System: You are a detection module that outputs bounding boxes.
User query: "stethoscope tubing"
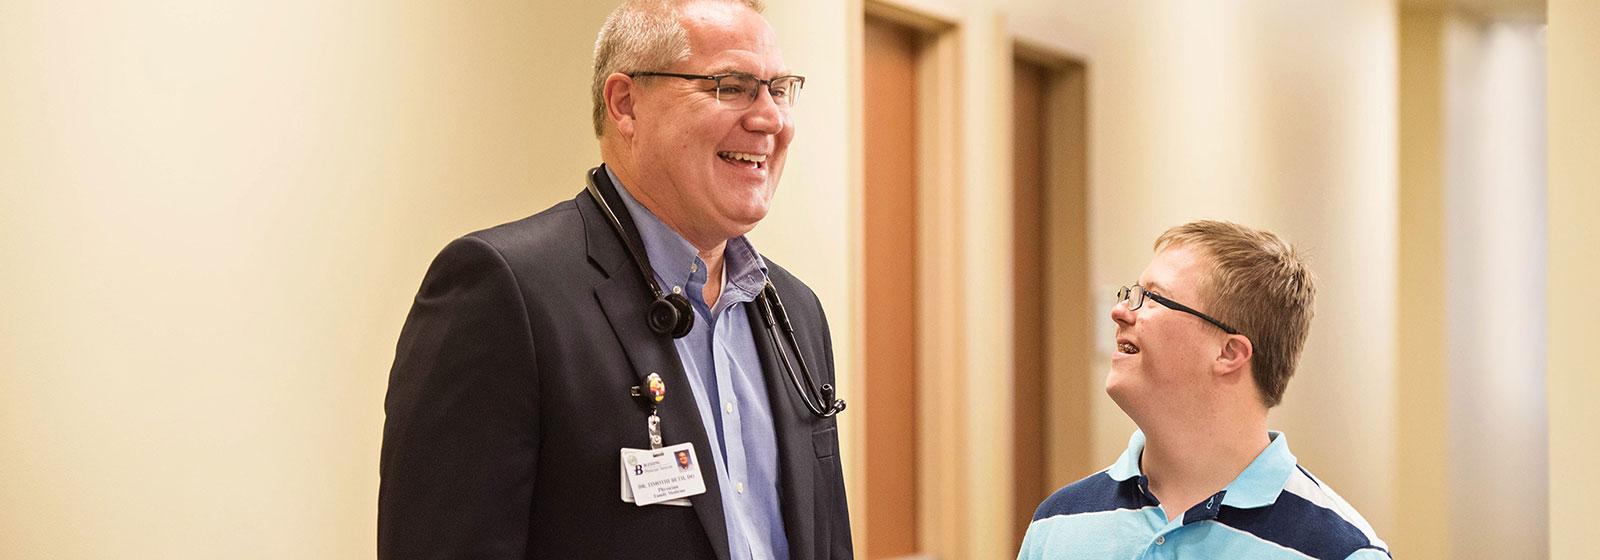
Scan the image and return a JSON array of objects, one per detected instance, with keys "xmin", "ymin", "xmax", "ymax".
[{"xmin": 585, "ymin": 166, "xmax": 845, "ymax": 419}]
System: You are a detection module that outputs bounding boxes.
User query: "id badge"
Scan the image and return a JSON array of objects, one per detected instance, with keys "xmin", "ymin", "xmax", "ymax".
[{"xmin": 619, "ymin": 442, "xmax": 706, "ymax": 506}]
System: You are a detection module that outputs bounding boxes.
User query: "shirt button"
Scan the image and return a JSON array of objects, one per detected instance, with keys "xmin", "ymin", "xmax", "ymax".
[
  {"xmin": 724, "ymin": 402, "xmax": 734, "ymax": 414},
  {"xmin": 671, "ymin": 286, "xmax": 682, "ymax": 294},
  {"xmin": 736, "ymin": 482, "xmax": 745, "ymax": 494},
  {"xmin": 1155, "ymin": 536, "xmax": 1165, "ymax": 545},
  {"xmin": 691, "ymin": 262, "xmax": 698, "ymax": 272}
]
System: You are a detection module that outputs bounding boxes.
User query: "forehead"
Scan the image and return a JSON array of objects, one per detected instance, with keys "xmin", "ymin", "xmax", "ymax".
[
  {"xmin": 677, "ymin": 2, "xmax": 785, "ymax": 74},
  {"xmin": 1139, "ymin": 244, "xmax": 1211, "ymax": 297}
]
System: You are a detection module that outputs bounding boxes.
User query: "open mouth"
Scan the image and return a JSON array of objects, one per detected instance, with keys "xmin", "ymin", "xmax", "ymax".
[
  {"xmin": 1117, "ymin": 340, "xmax": 1140, "ymax": 355},
  {"xmin": 718, "ymin": 151, "xmax": 767, "ymax": 170}
]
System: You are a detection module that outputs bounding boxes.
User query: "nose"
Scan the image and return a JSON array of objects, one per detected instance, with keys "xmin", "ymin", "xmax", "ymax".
[
  {"xmin": 1111, "ymin": 298, "xmax": 1136, "ymax": 327},
  {"xmin": 741, "ymin": 86, "xmax": 785, "ymax": 135}
]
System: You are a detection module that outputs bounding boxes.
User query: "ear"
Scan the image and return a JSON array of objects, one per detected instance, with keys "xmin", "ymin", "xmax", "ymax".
[
  {"xmin": 1213, "ymin": 334, "xmax": 1253, "ymax": 378},
  {"xmin": 603, "ymin": 72, "xmax": 639, "ymax": 139}
]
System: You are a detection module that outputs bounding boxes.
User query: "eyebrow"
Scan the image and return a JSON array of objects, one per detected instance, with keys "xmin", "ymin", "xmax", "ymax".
[
  {"xmin": 705, "ymin": 66, "xmax": 792, "ymax": 78},
  {"xmin": 1143, "ymin": 280, "xmax": 1169, "ymax": 294}
]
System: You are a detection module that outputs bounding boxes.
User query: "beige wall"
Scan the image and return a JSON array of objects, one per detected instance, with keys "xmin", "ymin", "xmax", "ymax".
[
  {"xmin": 1547, "ymin": 0, "xmax": 1598, "ymax": 557},
  {"xmin": 1399, "ymin": 7, "xmax": 1551, "ymax": 558},
  {"xmin": 0, "ymin": 1, "xmax": 613, "ymax": 557},
  {"xmin": 1397, "ymin": 8, "xmax": 1452, "ymax": 557},
  {"xmin": 1441, "ymin": 16, "xmax": 1548, "ymax": 560}
]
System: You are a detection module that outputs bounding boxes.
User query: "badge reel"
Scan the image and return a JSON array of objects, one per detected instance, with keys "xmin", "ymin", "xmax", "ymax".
[{"xmin": 621, "ymin": 373, "xmax": 706, "ymax": 506}]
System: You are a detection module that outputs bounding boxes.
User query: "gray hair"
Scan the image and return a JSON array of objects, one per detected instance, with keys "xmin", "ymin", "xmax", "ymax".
[{"xmin": 590, "ymin": 0, "xmax": 766, "ymax": 137}]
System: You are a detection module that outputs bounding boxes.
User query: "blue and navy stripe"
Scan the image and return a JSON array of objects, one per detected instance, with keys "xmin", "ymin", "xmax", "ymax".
[{"xmin": 1019, "ymin": 431, "xmax": 1390, "ymax": 560}]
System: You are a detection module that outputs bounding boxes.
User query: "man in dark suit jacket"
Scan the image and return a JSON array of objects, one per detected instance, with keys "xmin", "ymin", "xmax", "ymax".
[{"xmin": 378, "ymin": 1, "xmax": 852, "ymax": 558}]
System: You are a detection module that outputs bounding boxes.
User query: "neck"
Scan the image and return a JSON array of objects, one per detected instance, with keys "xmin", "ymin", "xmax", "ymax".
[
  {"xmin": 604, "ymin": 158, "xmax": 736, "ymax": 255},
  {"xmin": 609, "ymin": 161, "xmax": 732, "ymax": 307},
  {"xmin": 1136, "ymin": 402, "xmax": 1269, "ymax": 520}
]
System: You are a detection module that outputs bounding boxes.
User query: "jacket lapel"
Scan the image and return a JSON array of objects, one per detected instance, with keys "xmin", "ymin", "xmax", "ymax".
[
  {"xmin": 579, "ymin": 181, "xmax": 732, "ymax": 560},
  {"xmin": 745, "ymin": 292, "xmax": 818, "ymax": 559}
]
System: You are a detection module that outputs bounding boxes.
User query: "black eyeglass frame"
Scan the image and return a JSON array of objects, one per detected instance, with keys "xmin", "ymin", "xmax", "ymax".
[
  {"xmin": 627, "ymin": 71, "xmax": 805, "ymax": 107},
  {"xmin": 1117, "ymin": 285, "xmax": 1242, "ymax": 335}
]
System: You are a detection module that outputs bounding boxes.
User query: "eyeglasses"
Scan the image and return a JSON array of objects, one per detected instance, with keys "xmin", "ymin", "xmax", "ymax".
[
  {"xmin": 628, "ymin": 71, "xmax": 805, "ymax": 110},
  {"xmin": 1116, "ymin": 284, "xmax": 1241, "ymax": 335}
]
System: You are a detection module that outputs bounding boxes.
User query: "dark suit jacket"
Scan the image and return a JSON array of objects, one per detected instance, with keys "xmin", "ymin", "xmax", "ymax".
[{"xmin": 378, "ymin": 175, "xmax": 853, "ymax": 559}]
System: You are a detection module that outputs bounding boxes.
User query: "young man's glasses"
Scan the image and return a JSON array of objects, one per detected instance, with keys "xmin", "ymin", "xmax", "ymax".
[
  {"xmin": 629, "ymin": 71, "xmax": 804, "ymax": 110},
  {"xmin": 1116, "ymin": 284, "xmax": 1241, "ymax": 335}
]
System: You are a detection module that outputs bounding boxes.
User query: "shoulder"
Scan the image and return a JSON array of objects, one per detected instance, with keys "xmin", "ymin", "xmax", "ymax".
[
  {"xmin": 1280, "ymin": 465, "xmax": 1389, "ymax": 554},
  {"xmin": 1222, "ymin": 465, "xmax": 1390, "ymax": 559},
  {"xmin": 459, "ymin": 196, "xmax": 585, "ymax": 266},
  {"xmin": 1019, "ymin": 471, "xmax": 1154, "ymax": 560},
  {"xmin": 1031, "ymin": 470, "xmax": 1143, "ymax": 521},
  {"xmin": 413, "ymin": 195, "xmax": 594, "ymax": 298}
]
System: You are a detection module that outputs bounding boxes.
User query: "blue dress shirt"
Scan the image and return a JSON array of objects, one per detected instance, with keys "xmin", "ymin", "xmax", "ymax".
[{"xmin": 611, "ymin": 169, "xmax": 789, "ymax": 560}]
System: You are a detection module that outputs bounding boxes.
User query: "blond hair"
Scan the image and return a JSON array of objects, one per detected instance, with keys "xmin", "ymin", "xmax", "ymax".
[
  {"xmin": 590, "ymin": 0, "xmax": 767, "ymax": 137},
  {"xmin": 1154, "ymin": 220, "xmax": 1316, "ymax": 408}
]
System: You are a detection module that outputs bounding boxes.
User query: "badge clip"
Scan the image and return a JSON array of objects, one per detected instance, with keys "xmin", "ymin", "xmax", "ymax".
[{"xmin": 630, "ymin": 373, "xmax": 666, "ymax": 449}]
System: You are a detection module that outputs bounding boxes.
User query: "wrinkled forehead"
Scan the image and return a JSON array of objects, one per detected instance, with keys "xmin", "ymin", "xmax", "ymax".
[{"xmin": 677, "ymin": 2, "xmax": 786, "ymax": 75}]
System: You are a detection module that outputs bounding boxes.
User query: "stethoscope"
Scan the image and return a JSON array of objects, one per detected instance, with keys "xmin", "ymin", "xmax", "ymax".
[{"xmin": 584, "ymin": 166, "xmax": 846, "ymax": 418}]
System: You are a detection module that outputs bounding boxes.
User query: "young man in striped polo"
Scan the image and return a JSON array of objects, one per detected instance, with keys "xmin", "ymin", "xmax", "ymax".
[{"xmin": 1018, "ymin": 221, "xmax": 1389, "ymax": 560}]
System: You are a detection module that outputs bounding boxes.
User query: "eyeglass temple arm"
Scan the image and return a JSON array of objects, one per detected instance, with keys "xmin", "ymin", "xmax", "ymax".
[{"xmin": 1150, "ymin": 293, "xmax": 1241, "ymax": 335}]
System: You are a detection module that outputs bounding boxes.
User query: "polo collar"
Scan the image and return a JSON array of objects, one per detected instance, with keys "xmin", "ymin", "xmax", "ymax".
[
  {"xmin": 1107, "ymin": 430, "xmax": 1298, "ymax": 511},
  {"xmin": 1220, "ymin": 431, "xmax": 1297, "ymax": 508},
  {"xmin": 1106, "ymin": 430, "xmax": 1148, "ymax": 482}
]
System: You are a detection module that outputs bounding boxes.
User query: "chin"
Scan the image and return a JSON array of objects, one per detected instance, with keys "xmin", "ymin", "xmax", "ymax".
[
  {"xmin": 1104, "ymin": 377, "xmax": 1126, "ymax": 401},
  {"xmin": 1104, "ymin": 382, "xmax": 1145, "ymax": 420},
  {"xmin": 1104, "ymin": 371, "xmax": 1126, "ymax": 399},
  {"xmin": 1104, "ymin": 368, "xmax": 1142, "ymax": 409},
  {"xmin": 719, "ymin": 196, "xmax": 772, "ymax": 227},
  {"xmin": 740, "ymin": 203, "xmax": 772, "ymax": 224}
]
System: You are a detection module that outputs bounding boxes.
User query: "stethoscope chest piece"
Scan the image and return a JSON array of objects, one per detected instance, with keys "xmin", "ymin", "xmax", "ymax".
[{"xmin": 648, "ymin": 292, "xmax": 694, "ymax": 339}]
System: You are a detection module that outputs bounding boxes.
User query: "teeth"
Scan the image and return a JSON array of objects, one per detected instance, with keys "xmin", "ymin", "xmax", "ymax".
[
  {"xmin": 1118, "ymin": 342, "xmax": 1140, "ymax": 354},
  {"xmin": 718, "ymin": 151, "xmax": 767, "ymax": 164}
]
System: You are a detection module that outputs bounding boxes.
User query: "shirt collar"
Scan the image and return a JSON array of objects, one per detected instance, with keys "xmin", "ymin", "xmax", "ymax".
[
  {"xmin": 1219, "ymin": 430, "xmax": 1297, "ymax": 508},
  {"xmin": 1107, "ymin": 429, "xmax": 1298, "ymax": 510},
  {"xmin": 1106, "ymin": 430, "xmax": 1148, "ymax": 482},
  {"xmin": 606, "ymin": 167, "xmax": 769, "ymax": 305}
]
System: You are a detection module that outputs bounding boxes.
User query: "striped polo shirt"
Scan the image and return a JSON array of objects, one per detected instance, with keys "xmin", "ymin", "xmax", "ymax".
[{"xmin": 1019, "ymin": 431, "xmax": 1389, "ymax": 560}]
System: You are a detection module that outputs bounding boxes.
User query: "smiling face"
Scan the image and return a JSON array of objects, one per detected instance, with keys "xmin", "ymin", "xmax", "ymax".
[
  {"xmin": 1106, "ymin": 244, "xmax": 1234, "ymax": 422},
  {"xmin": 623, "ymin": 1, "xmax": 792, "ymax": 249}
]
